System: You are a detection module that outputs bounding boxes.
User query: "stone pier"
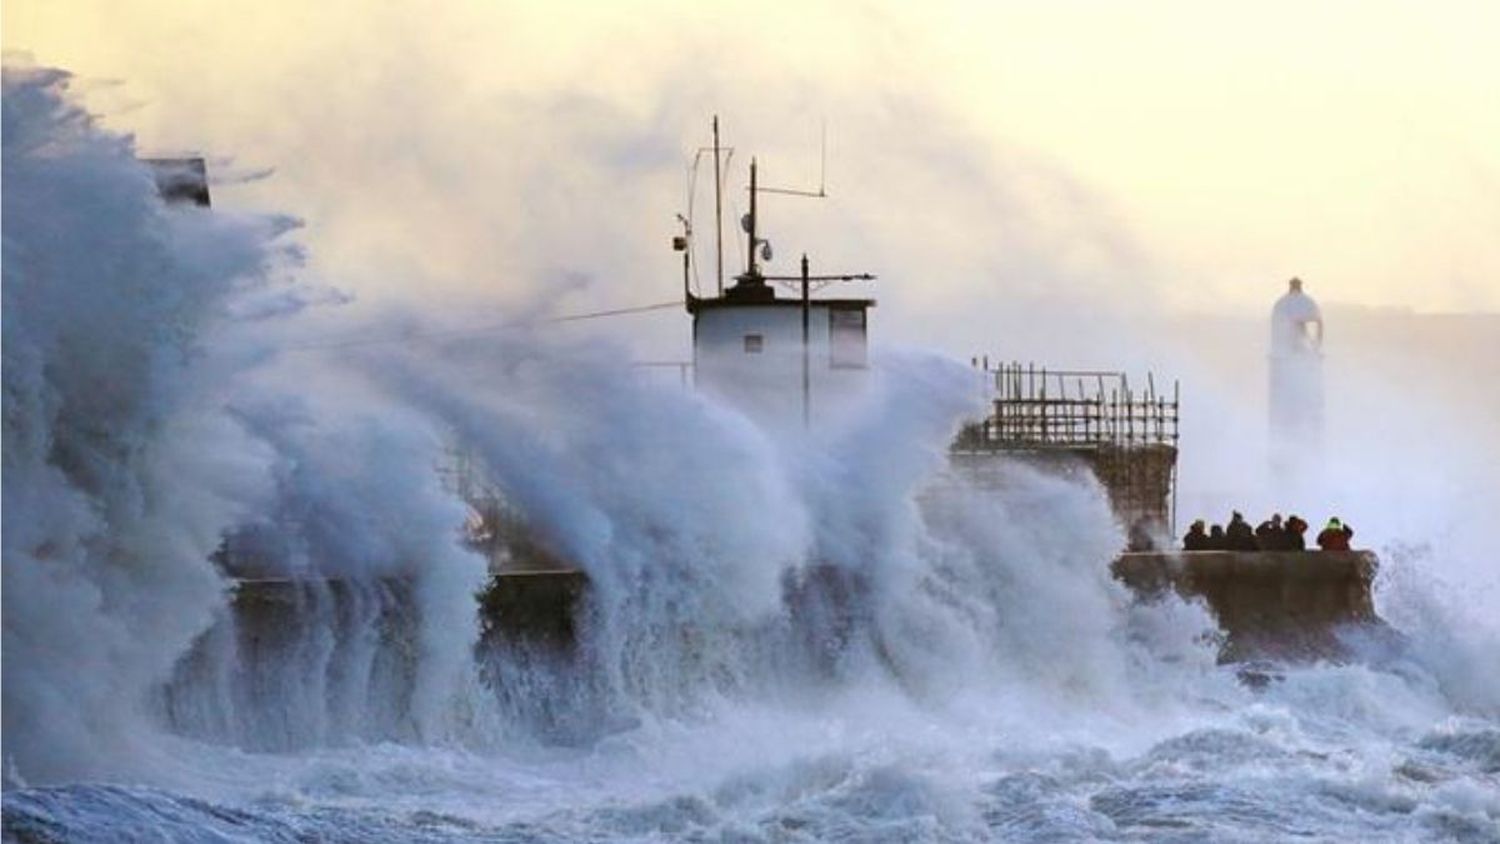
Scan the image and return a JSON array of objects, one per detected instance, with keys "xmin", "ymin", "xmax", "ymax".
[{"xmin": 1112, "ymin": 549, "xmax": 1381, "ymax": 661}]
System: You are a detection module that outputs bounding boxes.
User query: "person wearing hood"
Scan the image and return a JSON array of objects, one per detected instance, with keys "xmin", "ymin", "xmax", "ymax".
[
  {"xmin": 1284, "ymin": 515, "xmax": 1309, "ymax": 550},
  {"xmin": 1207, "ymin": 524, "xmax": 1228, "ymax": 550},
  {"xmin": 1226, "ymin": 510, "xmax": 1258, "ymax": 551},
  {"xmin": 1183, "ymin": 520, "xmax": 1210, "ymax": 551},
  {"xmin": 1317, "ymin": 517, "xmax": 1353, "ymax": 551},
  {"xmin": 1256, "ymin": 513, "xmax": 1287, "ymax": 550}
]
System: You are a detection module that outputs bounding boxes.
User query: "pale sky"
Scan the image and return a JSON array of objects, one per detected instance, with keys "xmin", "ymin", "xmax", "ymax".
[{"xmin": 6, "ymin": 0, "xmax": 1499, "ymax": 344}]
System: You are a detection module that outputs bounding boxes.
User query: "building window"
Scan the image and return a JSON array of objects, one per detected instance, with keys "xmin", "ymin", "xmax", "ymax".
[
  {"xmin": 743, "ymin": 334, "xmax": 764, "ymax": 354},
  {"xmin": 829, "ymin": 308, "xmax": 866, "ymax": 368}
]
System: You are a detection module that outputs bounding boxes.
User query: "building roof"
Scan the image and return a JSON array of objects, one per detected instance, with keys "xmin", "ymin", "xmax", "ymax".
[{"xmin": 687, "ymin": 295, "xmax": 876, "ymax": 315}]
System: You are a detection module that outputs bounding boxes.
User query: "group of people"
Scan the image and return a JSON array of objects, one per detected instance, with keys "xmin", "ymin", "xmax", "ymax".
[{"xmin": 1180, "ymin": 511, "xmax": 1355, "ymax": 552}]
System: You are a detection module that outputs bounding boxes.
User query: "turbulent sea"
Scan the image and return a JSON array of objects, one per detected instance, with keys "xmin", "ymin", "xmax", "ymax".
[
  {"xmin": 7, "ymin": 669, "xmax": 1500, "ymax": 842},
  {"xmin": 4, "ymin": 64, "xmax": 1498, "ymax": 842}
]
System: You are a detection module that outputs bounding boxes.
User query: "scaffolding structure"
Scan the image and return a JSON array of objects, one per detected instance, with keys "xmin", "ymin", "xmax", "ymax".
[{"xmin": 955, "ymin": 361, "xmax": 1181, "ymax": 530}]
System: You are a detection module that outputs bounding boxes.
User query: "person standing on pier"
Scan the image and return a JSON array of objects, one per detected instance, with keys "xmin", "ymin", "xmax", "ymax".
[
  {"xmin": 1317, "ymin": 518, "xmax": 1353, "ymax": 551},
  {"xmin": 1284, "ymin": 515, "xmax": 1309, "ymax": 550},
  {"xmin": 1256, "ymin": 514, "xmax": 1287, "ymax": 550},
  {"xmin": 1226, "ymin": 511, "xmax": 1258, "ymax": 551},
  {"xmin": 1183, "ymin": 520, "xmax": 1210, "ymax": 551},
  {"xmin": 1207, "ymin": 524, "xmax": 1228, "ymax": 550}
]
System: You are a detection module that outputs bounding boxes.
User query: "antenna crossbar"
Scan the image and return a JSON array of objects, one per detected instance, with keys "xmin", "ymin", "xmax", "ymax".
[
  {"xmin": 762, "ymin": 273, "xmax": 874, "ymax": 282},
  {"xmin": 756, "ymin": 186, "xmax": 826, "ymax": 198}
]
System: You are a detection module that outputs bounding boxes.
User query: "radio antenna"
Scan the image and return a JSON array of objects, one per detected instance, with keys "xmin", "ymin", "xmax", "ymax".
[
  {"xmin": 712, "ymin": 116, "xmax": 725, "ymax": 296},
  {"xmin": 758, "ymin": 120, "xmax": 830, "ymax": 198},
  {"xmin": 819, "ymin": 119, "xmax": 826, "ymax": 196}
]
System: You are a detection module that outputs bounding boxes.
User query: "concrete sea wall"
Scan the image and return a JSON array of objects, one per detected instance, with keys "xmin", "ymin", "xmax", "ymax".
[{"xmin": 1112, "ymin": 550, "xmax": 1382, "ymax": 661}]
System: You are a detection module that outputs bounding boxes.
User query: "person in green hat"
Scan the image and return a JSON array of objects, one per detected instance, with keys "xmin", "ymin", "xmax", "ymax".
[{"xmin": 1316, "ymin": 517, "xmax": 1353, "ymax": 551}]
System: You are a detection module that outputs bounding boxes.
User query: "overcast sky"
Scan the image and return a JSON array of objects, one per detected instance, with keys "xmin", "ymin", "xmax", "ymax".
[{"xmin": 7, "ymin": 0, "xmax": 1498, "ymax": 349}]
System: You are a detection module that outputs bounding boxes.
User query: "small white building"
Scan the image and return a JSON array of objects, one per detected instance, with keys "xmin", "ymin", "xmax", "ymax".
[
  {"xmin": 1268, "ymin": 277, "xmax": 1324, "ymax": 483},
  {"xmin": 678, "ymin": 151, "xmax": 875, "ymax": 426},
  {"xmin": 689, "ymin": 273, "xmax": 873, "ymax": 424}
]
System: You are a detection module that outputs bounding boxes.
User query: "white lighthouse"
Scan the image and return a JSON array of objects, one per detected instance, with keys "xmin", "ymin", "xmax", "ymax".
[
  {"xmin": 678, "ymin": 132, "xmax": 874, "ymax": 427},
  {"xmin": 1268, "ymin": 277, "xmax": 1324, "ymax": 487}
]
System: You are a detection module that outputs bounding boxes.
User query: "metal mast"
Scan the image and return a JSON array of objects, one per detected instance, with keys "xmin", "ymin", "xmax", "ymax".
[
  {"xmin": 746, "ymin": 157, "xmax": 759, "ymax": 278},
  {"xmin": 713, "ymin": 116, "xmax": 724, "ymax": 296},
  {"xmin": 801, "ymin": 253, "xmax": 811, "ymax": 427}
]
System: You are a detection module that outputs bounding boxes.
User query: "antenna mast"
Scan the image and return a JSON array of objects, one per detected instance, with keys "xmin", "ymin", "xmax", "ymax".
[
  {"xmin": 746, "ymin": 157, "xmax": 759, "ymax": 278},
  {"xmin": 713, "ymin": 116, "xmax": 725, "ymax": 296},
  {"xmin": 819, "ymin": 119, "xmax": 826, "ymax": 196}
]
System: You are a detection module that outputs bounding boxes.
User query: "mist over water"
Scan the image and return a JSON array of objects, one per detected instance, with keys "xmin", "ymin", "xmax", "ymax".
[{"xmin": 4, "ymin": 64, "xmax": 1498, "ymax": 841}]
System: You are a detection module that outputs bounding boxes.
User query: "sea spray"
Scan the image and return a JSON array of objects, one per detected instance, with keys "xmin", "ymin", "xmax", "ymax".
[
  {"xmin": 1, "ymin": 63, "xmax": 294, "ymax": 784},
  {"xmin": 162, "ymin": 579, "xmax": 421, "ymax": 751},
  {"xmin": 367, "ymin": 335, "xmax": 812, "ymax": 721},
  {"xmin": 360, "ymin": 335, "xmax": 1227, "ymax": 737},
  {"xmin": 2, "ymin": 62, "xmax": 486, "ymax": 778}
]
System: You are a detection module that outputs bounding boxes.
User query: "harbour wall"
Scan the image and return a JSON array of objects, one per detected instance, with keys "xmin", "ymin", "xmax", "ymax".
[{"xmin": 1111, "ymin": 549, "xmax": 1382, "ymax": 661}]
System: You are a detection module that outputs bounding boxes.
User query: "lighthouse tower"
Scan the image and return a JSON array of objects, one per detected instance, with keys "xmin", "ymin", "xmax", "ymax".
[
  {"xmin": 1268, "ymin": 277, "xmax": 1324, "ymax": 488},
  {"xmin": 678, "ymin": 127, "xmax": 874, "ymax": 426}
]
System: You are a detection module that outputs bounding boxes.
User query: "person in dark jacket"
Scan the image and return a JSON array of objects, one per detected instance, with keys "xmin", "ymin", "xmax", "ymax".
[
  {"xmin": 1183, "ymin": 520, "xmax": 1209, "ymax": 551},
  {"xmin": 1317, "ymin": 517, "xmax": 1353, "ymax": 551},
  {"xmin": 1207, "ymin": 524, "xmax": 1227, "ymax": 550},
  {"xmin": 1255, "ymin": 514, "xmax": 1286, "ymax": 550},
  {"xmin": 1226, "ymin": 511, "xmax": 1258, "ymax": 551},
  {"xmin": 1284, "ymin": 515, "xmax": 1309, "ymax": 550}
]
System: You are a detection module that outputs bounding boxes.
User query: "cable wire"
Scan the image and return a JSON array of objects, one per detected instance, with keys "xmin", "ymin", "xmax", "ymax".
[{"xmin": 282, "ymin": 300, "xmax": 684, "ymax": 353}]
